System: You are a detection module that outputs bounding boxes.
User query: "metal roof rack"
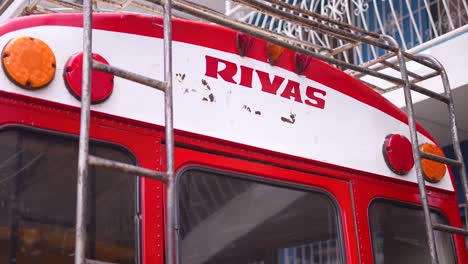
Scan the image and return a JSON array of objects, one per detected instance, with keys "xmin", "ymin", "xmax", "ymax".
[
  {"xmin": 6, "ymin": 0, "xmax": 448, "ymax": 95},
  {"xmin": 2, "ymin": 1, "xmax": 467, "ymax": 264}
]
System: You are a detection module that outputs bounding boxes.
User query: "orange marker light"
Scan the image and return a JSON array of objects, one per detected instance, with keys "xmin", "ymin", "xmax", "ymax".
[
  {"xmin": 266, "ymin": 42, "xmax": 285, "ymax": 65},
  {"xmin": 2, "ymin": 36, "xmax": 56, "ymax": 89},
  {"xmin": 420, "ymin": 143, "xmax": 447, "ymax": 183}
]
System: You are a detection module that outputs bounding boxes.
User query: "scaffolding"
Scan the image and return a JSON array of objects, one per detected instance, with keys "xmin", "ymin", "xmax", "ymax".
[{"xmin": 1, "ymin": 1, "xmax": 468, "ymax": 263}]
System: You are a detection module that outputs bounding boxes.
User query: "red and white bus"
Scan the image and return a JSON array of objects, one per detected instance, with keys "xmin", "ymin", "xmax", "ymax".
[{"xmin": 0, "ymin": 12, "xmax": 466, "ymax": 264}]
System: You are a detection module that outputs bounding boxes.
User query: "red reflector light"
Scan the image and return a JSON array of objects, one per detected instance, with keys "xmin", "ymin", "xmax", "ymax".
[
  {"xmin": 64, "ymin": 53, "xmax": 114, "ymax": 104},
  {"xmin": 383, "ymin": 134, "xmax": 414, "ymax": 175}
]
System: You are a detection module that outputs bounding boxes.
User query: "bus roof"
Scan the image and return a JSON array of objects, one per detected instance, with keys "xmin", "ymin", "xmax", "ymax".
[{"xmin": 0, "ymin": 13, "xmax": 453, "ymax": 191}]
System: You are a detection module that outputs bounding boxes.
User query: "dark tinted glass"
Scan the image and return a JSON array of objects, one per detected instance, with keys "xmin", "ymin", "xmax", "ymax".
[
  {"xmin": 178, "ymin": 169, "xmax": 345, "ymax": 264},
  {"xmin": 0, "ymin": 128, "xmax": 137, "ymax": 264},
  {"xmin": 369, "ymin": 200, "xmax": 456, "ymax": 263}
]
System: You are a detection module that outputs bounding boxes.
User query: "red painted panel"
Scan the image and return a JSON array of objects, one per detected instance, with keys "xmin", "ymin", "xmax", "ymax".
[
  {"xmin": 0, "ymin": 92, "xmax": 165, "ymax": 264},
  {"xmin": 1, "ymin": 89, "xmax": 465, "ymax": 264},
  {"xmin": 351, "ymin": 176, "xmax": 467, "ymax": 264},
  {"xmin": 172, "ymin": 147, "xmax": 361, "ymax": 263}
]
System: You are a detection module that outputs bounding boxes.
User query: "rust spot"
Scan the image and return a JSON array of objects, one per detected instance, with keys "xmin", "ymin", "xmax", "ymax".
[
  {"xmin": 208, "ymin": 93, "xmax": 215, "ymax": 102},
  {"xmin": 201, "ymin": 79, "xmax": 207, "ymax": 85},
  {"xmin": 255, "ymin": 111, "xmax": 261, "ymax": 115},
  {"xmin": 202, "ymin": 97, "xmax": 208, "ymax": 101}
]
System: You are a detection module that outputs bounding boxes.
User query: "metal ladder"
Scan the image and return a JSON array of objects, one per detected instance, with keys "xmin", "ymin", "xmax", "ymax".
[
  {"xmin": 67, "ymin": 1, "xmax": 468, "ymax": 264},
  {"xmin": 394, "ymin": 47, "xmax": 468, "ymax": 263},
  {"xmin": 74, "ymin": 1, "xmax": 175, "ymax": 264}
]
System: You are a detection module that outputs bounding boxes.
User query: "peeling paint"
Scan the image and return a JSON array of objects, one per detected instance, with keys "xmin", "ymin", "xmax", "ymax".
[
  {"xmin": 176, "ymin": 73, "xmax": 186, "ymax": 83},
  {"xmin": 281, "ymin": 113, "xmax": 296, "ymax": 124},
  {"xmin": 201, "ymin": 79, "xmax": 211, "ymax": 91}
]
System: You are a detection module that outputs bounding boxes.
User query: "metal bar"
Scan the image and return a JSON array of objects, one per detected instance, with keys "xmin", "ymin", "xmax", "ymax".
[
  {"xmin": 420, "ymin": 152, "xmax": 462, "ymax": 167},
  {"xmin": 163, "ymin": 1, "xmax": 176, "ymax": 264},
  {"xmin": 152, "ymin": 0, "xmax": 409, "ymax": 89},
  {"xmin": 94, "ymin": 0, "xmax": 122, "ymax": 9},
  {"xmin": 232, "ymin": 0, "xmax": 397, "ymax": 52},
  {"xmin": 409, "ymin": 83, "xmax": 449, "ymax": 103},
  {"xmin": 88, "ymin": 155, "xmax": 168, "ymax": 182},
  {"xmin": 74, "ymin": 0, "xmax": 93, "ymax": 263},
  {"xmin": 416, "ymin": 54, "xmax": 468, "ymax": 234},
  {"xmin": 45, "ymin": 0, "xmax": 83, "ymax": 10},
  {"xmin": 433, "ymin": 223, "xmax": 468, "ymax": 236},
  {"xmin": 414, "ymin": 71, "xmax": 442, "ymax": 83},
  {"xmin": 86, "ymin": 259, "xmax": 119, "ymax": 264},
  {"xmin": 328, "ymin": 41, "xmax": 361, "ymax": 57},
  {"xmin": 160, "ymin": 0, "xmax": 442, "ymax": 83},
  {"xmin": 93, "ymin": 61, "xmax": 167, "ymax": 92},
  {"xmin": 389, "ymin": 36, "xmax": 438, "ymax": 264},
  {"xmin": 380, "ymin": 60, "xmax": 425, "ymax": 80},
  {"xmin": 263, "ymin": 0, "xmax": 381, "ymax": 38},
  {"xmin": 130, "ymin": 1, "xmax": 163, "ymax": 15},
  {"xmin": 377, "ymin": 70, "xmax": 444, "ymax": 92},
  {"xmin": 115, "ymin": 0, "xmax": 134, "ymax": 11},
  {"xmin": 23, "ymin": 0, "xmax": 42, "ymax": 13},
  {"xmin": 0, "ymin": 0, "xmax": 15, "ymax": 15}
]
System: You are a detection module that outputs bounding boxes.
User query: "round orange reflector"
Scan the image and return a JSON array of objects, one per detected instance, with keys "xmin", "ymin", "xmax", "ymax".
[
  {"xmin": 420, "ymin": 143, "xmax": 447, "ymax": 183},
  {"xmin": 2, "ymin": 36, "xmax": 56, "ymax": 89}
]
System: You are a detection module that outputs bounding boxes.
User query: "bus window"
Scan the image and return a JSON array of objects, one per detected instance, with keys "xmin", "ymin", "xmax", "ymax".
[
  {"xmin": 0, "ymin": 128, "xmax": 138, "ymax": 264},
  {"xmin": 369, "ymin": 200, "xmax": 456, "ymax": 264},
  {"xmin": 178, "ymin": 168, "xmax": 345, "ymax": 264}
]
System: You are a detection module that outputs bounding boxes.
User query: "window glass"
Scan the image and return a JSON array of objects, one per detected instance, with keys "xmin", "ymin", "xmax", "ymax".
[
  {"xmin": 0, "ymin": 128, "xmax": 137, "ymax": 264},
  {"xmin": 369, "ymin": 200, "xmax": 456, "ymax": 264},
  {"xmin": 178, "ymin": 169, "xmax": 345, "ymax": 264}
]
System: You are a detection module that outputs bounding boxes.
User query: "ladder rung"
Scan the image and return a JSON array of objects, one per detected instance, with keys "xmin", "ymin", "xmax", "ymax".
[
  {"xmin": 410, "ymin": 83, "xmax": 449, "ymax": 103},
  {"xmin": 420, "ymin": 152, "xmax": 462, "ymax": 167},
  {"xmin": 433, "ymin": 223, "xmax": 468, "ymax": 236},
  {"xmin": 86, "ymin": 259, "xmax": 119, "ymax": 264},
  {"xmin": 93, "ymin": 61, "xmax": 167, "ymax": 92},
  {"xmin": 88, "ymin": 155, "xmax": 168, "ymax": 182}
]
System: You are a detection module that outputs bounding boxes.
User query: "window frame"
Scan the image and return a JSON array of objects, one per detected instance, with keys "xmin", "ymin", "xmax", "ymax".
[
  {"xmin": 0, "ymin": 124, "xmax": 142, "ymax": 264},
  {"xmin": 175, "ymin": 165, "xmax": 347, "ymax": 264},
  {"xmin": 367, "ymin": 197, "xmax": 458, "ymax": 264}
]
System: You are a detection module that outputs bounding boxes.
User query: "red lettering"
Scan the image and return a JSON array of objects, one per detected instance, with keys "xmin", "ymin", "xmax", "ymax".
[
  {"xmin": 205, "ymin": 55, "xmax": 237, "ymax": 84},
  {"xmin": 256, "ymin": 70, "xmax": 285, "ymax": 95},
  {"xmin": 239, "ymin": 65, "xmax": 254, "ymax": 88},
  {"xmin": 280, "ymin": 80, "xmax": 303, "ymax": 103},
  {"xmin": 305, "ymin": 86, "xmax": 326, "ymax": 109}
]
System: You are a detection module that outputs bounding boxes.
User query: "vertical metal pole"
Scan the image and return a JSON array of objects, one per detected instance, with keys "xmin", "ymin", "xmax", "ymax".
[
  {"xmin": 163, "ymin": 0, "xmax": 175, "ymax": 264},
  {"xmin": 75, "ymin": 0, "xmax": 93, "ymax": 263},
  {"xmin": 417, "ymin": 54, "xmax": 468, "ymax": 230},
  {"xmin": 383, "ymin": 36, "xmax": 438, "ymax": 264}
]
